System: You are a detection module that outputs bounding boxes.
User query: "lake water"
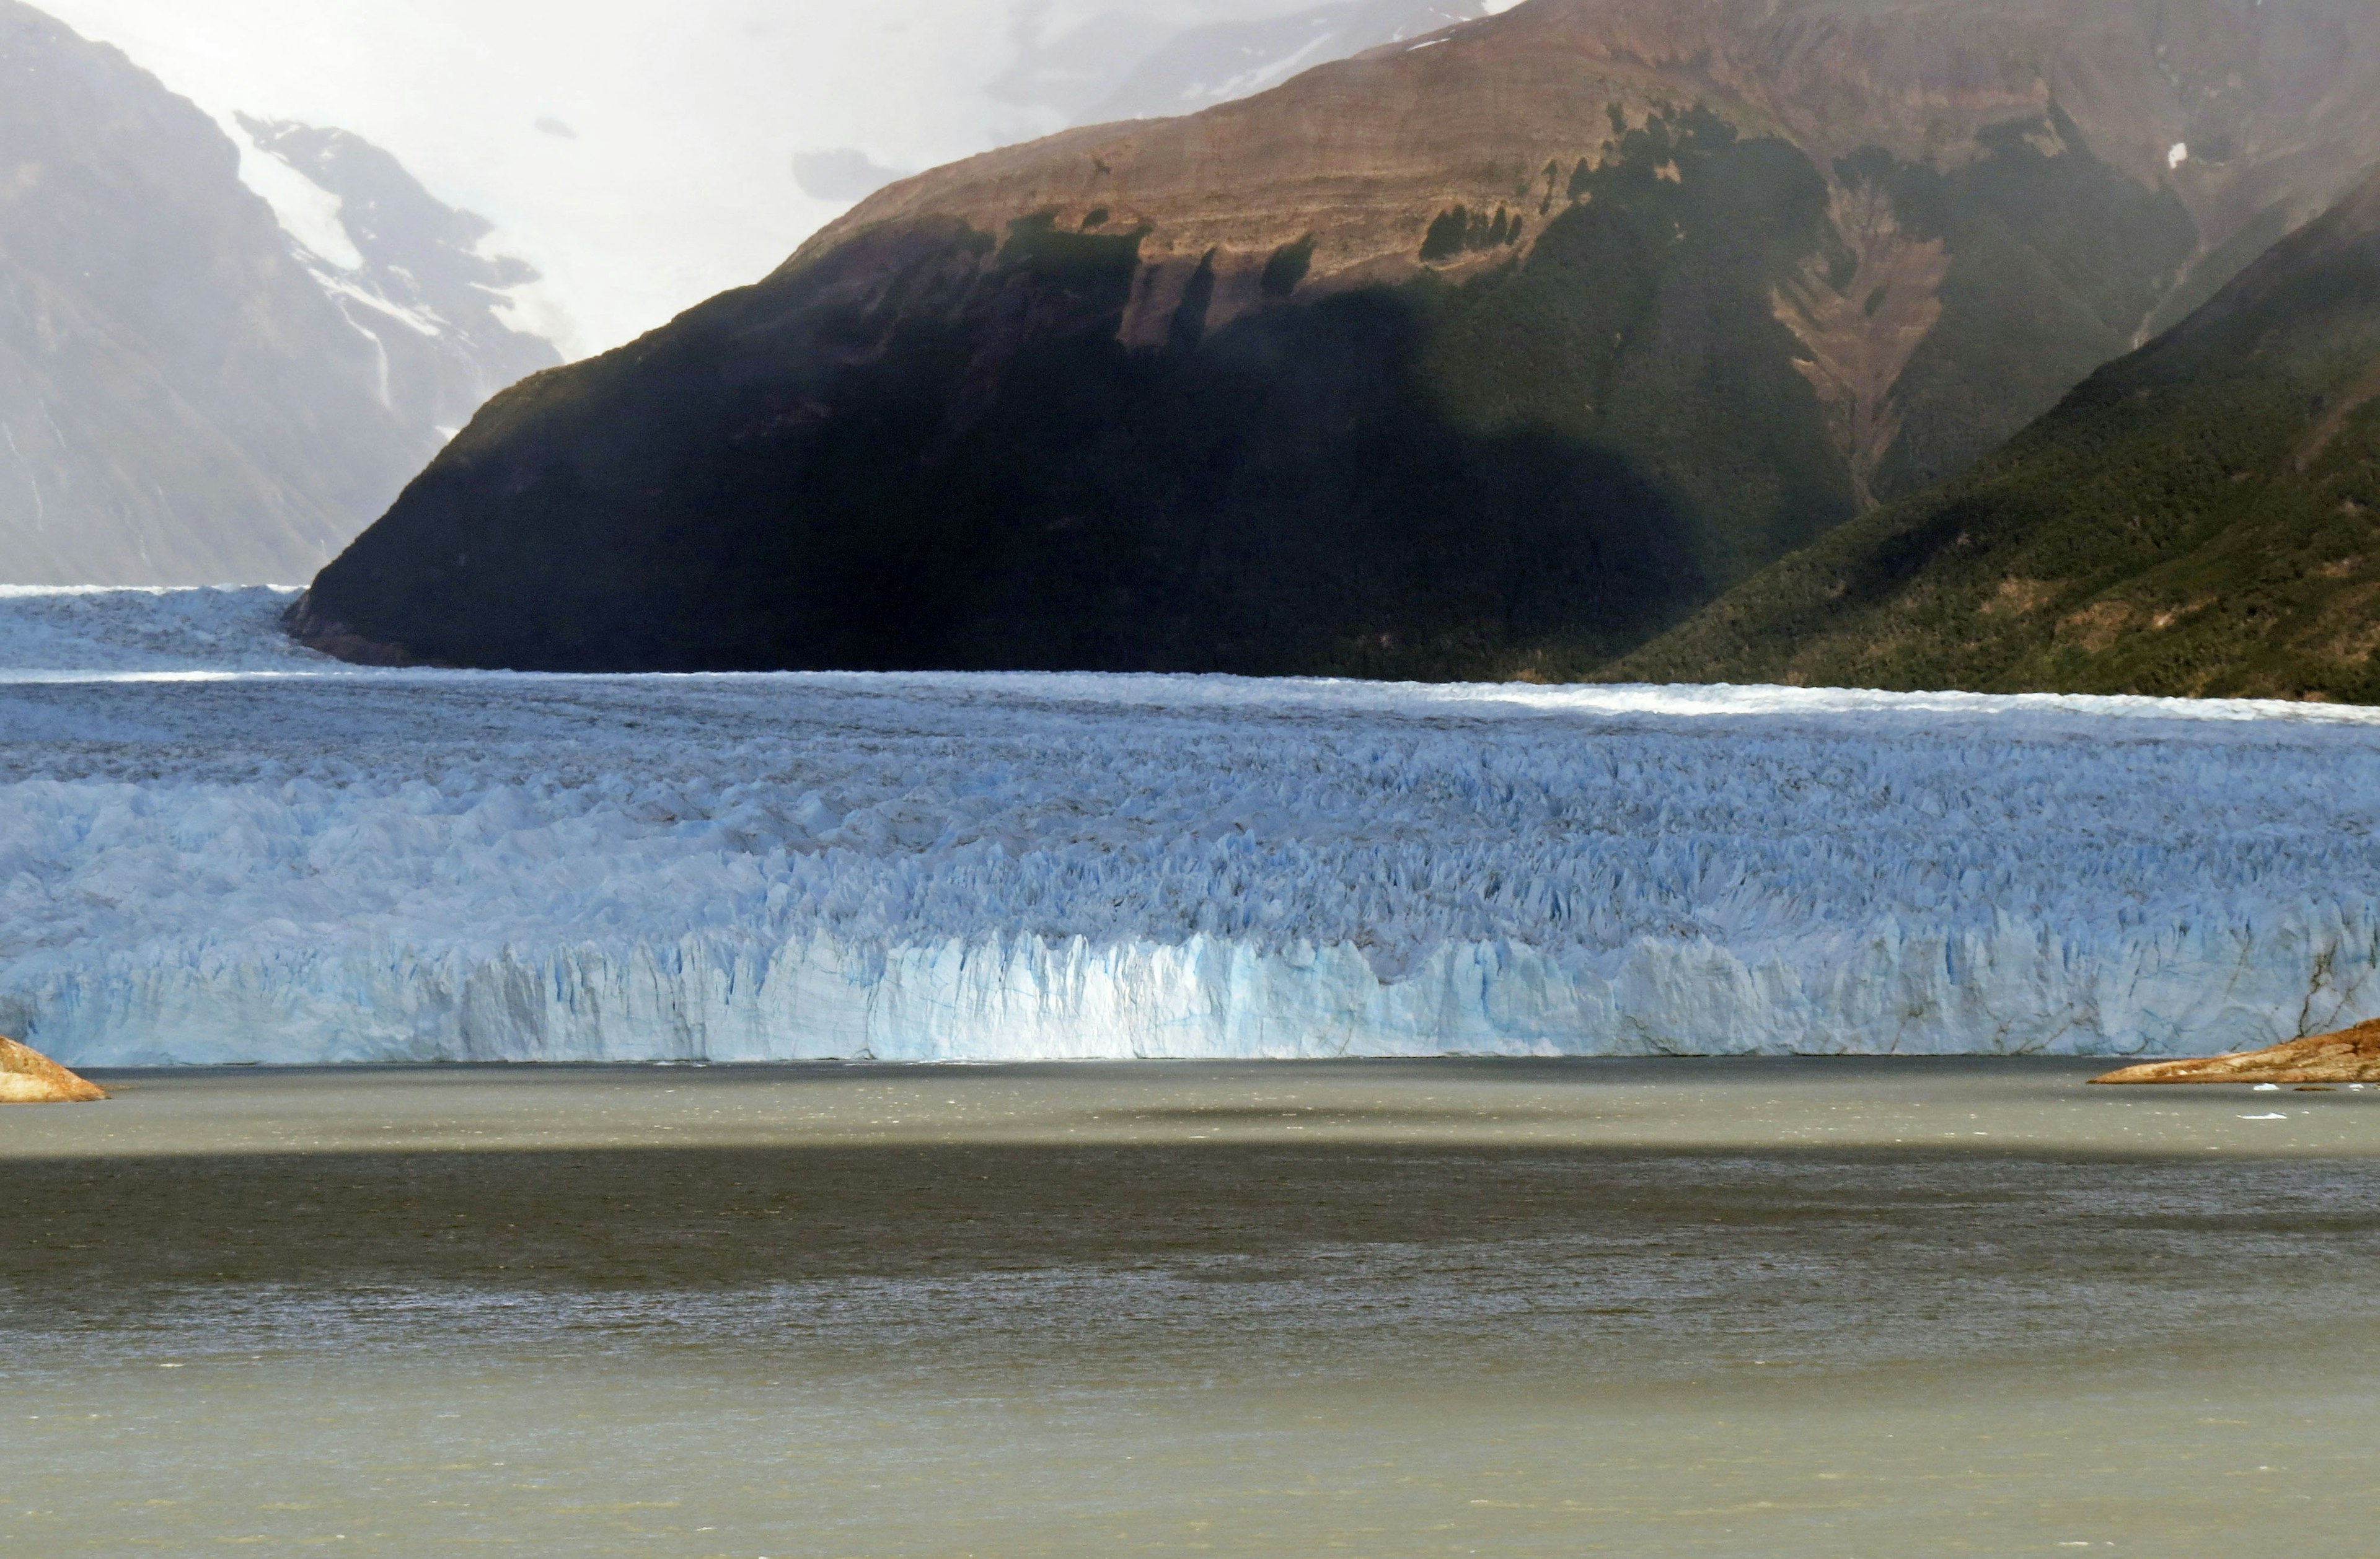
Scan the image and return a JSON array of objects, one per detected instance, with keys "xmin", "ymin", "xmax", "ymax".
[{"xmin": 9, "ymin": 1059, "xmax": 2380, "ymax": 1555}]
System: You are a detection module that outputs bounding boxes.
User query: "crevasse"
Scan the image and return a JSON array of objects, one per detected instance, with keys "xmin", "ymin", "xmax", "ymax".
[{"xmin": 6, "ymin": 587, "xmax": 2380, "ymax": 1065}]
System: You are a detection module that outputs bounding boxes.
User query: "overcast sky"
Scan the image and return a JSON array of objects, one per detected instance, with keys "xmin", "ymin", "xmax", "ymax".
[{"xmin": 35, "ymin": 0, "xmax": 1365, "ymax": 357}]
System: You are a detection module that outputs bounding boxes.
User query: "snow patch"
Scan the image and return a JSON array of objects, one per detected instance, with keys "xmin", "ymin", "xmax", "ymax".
[
  {"xmin": 226, "ymin": 116, "xmax": 366, "ymax": 271},
  {"xmin": 311, "ymin": 270, "xmax": 449, "ymax": 340}
]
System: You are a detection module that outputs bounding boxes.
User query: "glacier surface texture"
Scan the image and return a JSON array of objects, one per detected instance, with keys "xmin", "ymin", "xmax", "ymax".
[{"xmin": 6, "ymin": 586, "xmax": 2380, "ymax": 1065}]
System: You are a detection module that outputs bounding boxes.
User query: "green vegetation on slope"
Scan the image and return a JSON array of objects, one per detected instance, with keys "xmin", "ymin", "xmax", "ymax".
[
  {"xmin": 1859, "ymin": 108, "xmax": 2201, "ymax": 503},
  {"xmin": 1607, "ymin": 172, "xmax": 2380, "ymax": 701},
  {"xmin": 1424, "ymin": 105, "xmax": 1854, "ymax": 584}
]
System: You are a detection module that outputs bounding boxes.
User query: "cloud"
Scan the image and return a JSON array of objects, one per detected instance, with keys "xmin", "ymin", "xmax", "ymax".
[{"xmin": 791, "ymin": 147, "xmax": 914, "ymax": 204}]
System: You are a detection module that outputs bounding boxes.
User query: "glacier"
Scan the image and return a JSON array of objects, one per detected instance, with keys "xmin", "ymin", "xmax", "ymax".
[{"xmin": 6, "ymin": 586, "xmax": 2380, "ymax": 1066}]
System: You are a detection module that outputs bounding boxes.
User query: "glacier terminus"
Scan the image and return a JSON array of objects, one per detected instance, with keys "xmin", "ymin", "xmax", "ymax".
[{"xmin": 5, "ymin": 586, "xmax": 2379, "ymax": 1066}]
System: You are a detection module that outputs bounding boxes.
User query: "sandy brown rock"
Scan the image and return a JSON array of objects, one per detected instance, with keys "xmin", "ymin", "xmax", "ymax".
[
  {"xmin": 0, "ymin": 1036, "xmax": 108, "ymax": 1104},
  {"xmin": 2091, "ymin": 1020, "xmax": 2380, "ymax": 1084}
]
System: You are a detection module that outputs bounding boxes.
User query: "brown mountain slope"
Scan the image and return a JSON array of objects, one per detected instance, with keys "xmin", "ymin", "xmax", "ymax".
[
  {"xmin": 804, "ymin": 0, "xmax": 2380, "ymax": 506},
  {"xmin": 1606, "ymin": 165, "xmax": 2380, "ymax": 701},
  {"xmin": 298, "ymin": 0, "xmax": 2380, "ymax": 675}
]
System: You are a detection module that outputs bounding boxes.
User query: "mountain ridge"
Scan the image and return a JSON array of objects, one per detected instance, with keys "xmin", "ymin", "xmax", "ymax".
[
  {"xmin": 294, "ymin": 0, "xmax": 2380, "ymax": 675},
  {"xmin": 804, "ymin": 0, "xmax": 2380, "ymax": 501}
]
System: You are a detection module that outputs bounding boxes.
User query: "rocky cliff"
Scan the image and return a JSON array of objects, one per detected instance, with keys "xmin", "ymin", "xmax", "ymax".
[
  {"xmin": 298, "ymin": 0, "xmax": 2380, "ymax": 675},
  {"xmin": 1610, "ymin": 164, "xmax": 2380, "ymax": 700},
  {"xmin": 0, "ymin": 1, "xmax": 555, "ymax": 586},
  {"xmin": 0, "ymin": 1036, "xmax": 104, "ymax": 1102}
]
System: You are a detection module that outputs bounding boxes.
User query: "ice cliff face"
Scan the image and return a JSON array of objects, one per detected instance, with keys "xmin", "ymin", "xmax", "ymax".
[{"xmin": 6, "ymin": 589, "xmax": 2380, "ymax": 1065}]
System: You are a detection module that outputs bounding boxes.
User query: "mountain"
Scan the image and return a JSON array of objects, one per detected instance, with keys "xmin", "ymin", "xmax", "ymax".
[
  {"xmin": 0, "ymin": 1, "xmax": 554, "ymax": 586},
  {"xmin": 1607, "ymin": 165, "xmax": 2380, "ymax": 701},
  {"xmin": 295, "ymin": 0, "xmax": 2380, "ymax": 675},
  {"xmin": 236, "ymin": 117, "xmax": 561, "ymax": 446}
]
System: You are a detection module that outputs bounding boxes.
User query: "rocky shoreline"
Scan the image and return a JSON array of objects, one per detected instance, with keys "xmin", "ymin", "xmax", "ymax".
[
  {"xmin": 0, "ymin": 1037, "xmax": 106, "ymax": 1103},
  {"xmin": 2092, "ymin": 1021, "xmax": 2380, "ymax": 1084}
]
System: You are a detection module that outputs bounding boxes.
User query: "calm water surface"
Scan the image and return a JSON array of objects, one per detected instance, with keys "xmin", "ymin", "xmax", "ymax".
[{"xmin": 7, "ymin": 1059, "xmax": 2380, "ymax": 1555}]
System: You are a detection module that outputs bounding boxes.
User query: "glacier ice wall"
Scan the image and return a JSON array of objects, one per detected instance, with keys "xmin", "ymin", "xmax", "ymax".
[{"xmin": 6, "ymin": 588, "xmax": 2380, "ymax": 1065}]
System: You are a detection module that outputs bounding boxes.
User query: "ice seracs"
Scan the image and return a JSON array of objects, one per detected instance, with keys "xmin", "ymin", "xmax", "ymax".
[{"xmin": 6, "ymin": 589, "xmax": 2380, "ymax": 1066}]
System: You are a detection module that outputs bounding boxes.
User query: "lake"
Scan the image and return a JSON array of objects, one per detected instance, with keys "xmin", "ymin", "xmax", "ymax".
[{"xmin": 9, "ymin": 1058, "xmax": 2379, "ymax": 1555}]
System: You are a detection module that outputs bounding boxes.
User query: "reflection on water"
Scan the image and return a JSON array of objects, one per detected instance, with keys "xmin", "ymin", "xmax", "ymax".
[{"xmin": 8, "ymin": 1060, "xmax": 2380, "ymax": 1555}]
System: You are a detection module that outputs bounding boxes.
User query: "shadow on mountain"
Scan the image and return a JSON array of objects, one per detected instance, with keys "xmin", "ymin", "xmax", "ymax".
[{"xmin": 302, "ymin": 212, "xmax": 1713, "ymax": 680}]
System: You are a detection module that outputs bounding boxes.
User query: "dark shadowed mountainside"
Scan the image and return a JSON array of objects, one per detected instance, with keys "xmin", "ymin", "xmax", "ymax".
[
  {"xmin": 1608, "ymin": 166, "xmax": 2380, "ymax": 701},
  {"xmin": 297, "ymin": 0, "xmax": 2380, "ymax": 675},
  {"xmin": 0, "ymin": 1, "xmax": 553, "ymax": 586}
]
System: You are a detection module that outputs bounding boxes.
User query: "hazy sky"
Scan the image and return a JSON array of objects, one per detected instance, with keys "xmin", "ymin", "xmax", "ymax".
[{"xmin": 35, "ymin": 0, "xmax": 1360, "ymax": 358}]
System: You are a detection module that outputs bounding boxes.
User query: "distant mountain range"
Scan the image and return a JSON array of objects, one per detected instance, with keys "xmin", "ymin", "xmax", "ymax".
[
  {"xmin": 295, "ymin": 0, "xmax": 2380, "ymax": 678},
  {"xmin": 0, "ymin": 0, "xmax": 555, "ymax": 586},
  {"xmin": 1610, "ymin": 164, "xmax": 2380, "ymax": 702},
  {"xmin": 234, "ymin": 116, "xmax": 560, "ymax": 452}
]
